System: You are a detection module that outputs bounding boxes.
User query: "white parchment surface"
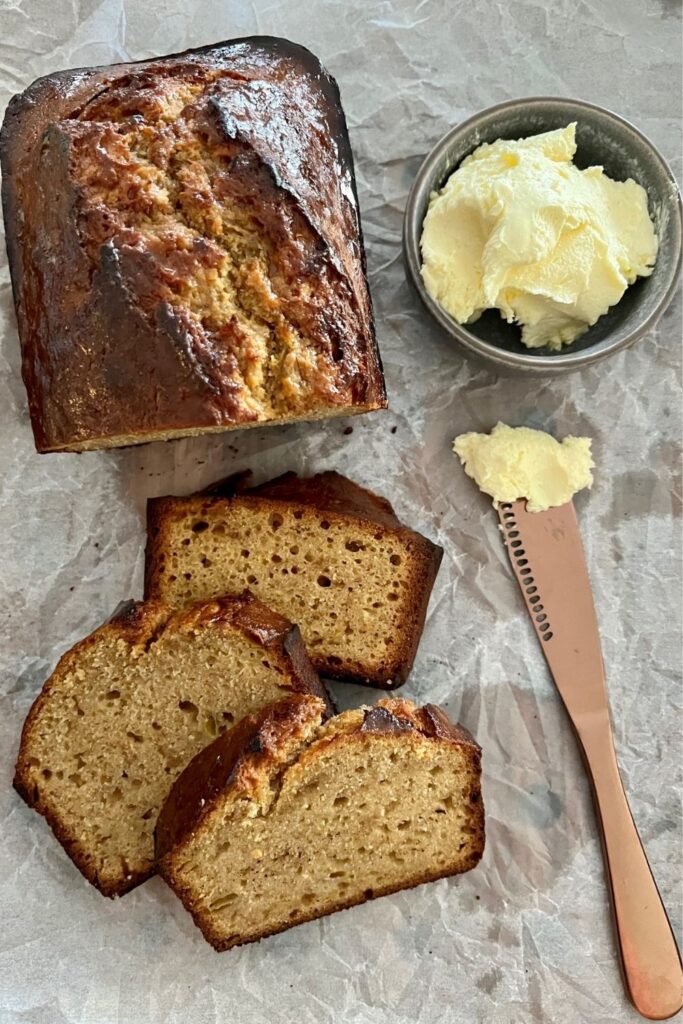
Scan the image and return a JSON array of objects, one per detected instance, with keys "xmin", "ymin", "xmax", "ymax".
[{"xmin": 0, "ymin": 2, "xmax": 681, "ymax": 1022}]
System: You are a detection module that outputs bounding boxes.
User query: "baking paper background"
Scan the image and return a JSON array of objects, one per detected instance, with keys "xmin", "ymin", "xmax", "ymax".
[{"xmin": 0, "ymin": 2, "xmax": 681, "ymax": 1022}]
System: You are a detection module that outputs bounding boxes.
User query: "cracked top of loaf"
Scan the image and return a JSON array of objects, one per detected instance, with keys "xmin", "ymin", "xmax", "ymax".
[{"xmin": 1, "ymin": 37, "xmax": 386, "ymax": 452}]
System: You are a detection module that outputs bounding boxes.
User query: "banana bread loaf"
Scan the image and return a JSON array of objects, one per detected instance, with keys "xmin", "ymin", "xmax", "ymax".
[
  {"xmin": 14, "ymin": 593, "xmax": 329, "ymax": 896},
  {"xmin": 156, "ymin": 694, "xmax": 484, "ymax": 950},
  {"xmin": 0, "ymin": 37, "xmax": 385, "ymax": 452},
  {"xmin": 145, "ymin": 471, "xmax": 443, "ymax": 686}
]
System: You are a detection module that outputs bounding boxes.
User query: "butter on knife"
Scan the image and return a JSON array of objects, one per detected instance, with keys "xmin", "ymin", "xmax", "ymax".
[{"xmin": 453, "ymin": 421, "xmax": 594, "ymax": 512}]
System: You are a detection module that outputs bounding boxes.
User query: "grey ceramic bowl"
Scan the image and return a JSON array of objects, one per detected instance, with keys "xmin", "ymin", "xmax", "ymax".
[{"xmin": 403, "ymin": 97, "xmax": 682, "ymax": 374}]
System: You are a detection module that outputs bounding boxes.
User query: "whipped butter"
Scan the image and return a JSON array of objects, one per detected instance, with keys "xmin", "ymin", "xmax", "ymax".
[
  {"xmin": 421, "ymin": 124, "xmax": 658, "ymax": 350},
  {"xmin": 453, "ymin": 422, "xmax": 594, "ymax": 512}
]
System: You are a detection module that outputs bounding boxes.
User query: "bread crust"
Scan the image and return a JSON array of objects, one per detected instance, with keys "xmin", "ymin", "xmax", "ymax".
[
  {"xmin": 145, "ymin": 472, "xmax": 444, "ymax": 687},
  {"xmin": 156, "ymin": 695, "xmax": 484, "ymax": 949},
  {"xmin": 0, "ymin": 37, "xmax": 386, "ymax": 453},
  {"xmin": 13, "ymin": 594, "xmax": 330, "ymax": 897}
]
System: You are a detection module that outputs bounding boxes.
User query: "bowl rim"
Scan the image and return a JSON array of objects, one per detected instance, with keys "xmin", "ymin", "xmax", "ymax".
[{"xmin": 403, "ymin": 95, "xmax": 683, "ymax": 373}]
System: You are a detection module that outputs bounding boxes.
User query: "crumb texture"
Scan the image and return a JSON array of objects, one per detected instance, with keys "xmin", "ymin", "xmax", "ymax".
[{"xmin": 159, "ymin": 696, "xmax": 484, "ymax": 950}]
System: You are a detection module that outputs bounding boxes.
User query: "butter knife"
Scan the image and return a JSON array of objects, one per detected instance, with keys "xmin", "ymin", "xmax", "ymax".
[{"xmin": 497, "ymin": 498, "xmax": 682, "ymax": 1021}]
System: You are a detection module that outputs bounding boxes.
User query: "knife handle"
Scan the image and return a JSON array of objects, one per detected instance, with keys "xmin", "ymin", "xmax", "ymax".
[{"xmin": 578, "ymin": 714, "xmax": 683, "ymax": 1020}]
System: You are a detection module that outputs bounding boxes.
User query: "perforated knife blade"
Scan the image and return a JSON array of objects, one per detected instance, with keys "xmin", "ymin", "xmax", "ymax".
[{"xmin": 498, "ymin": 498, "xmax": 682, "ymax": 1022}]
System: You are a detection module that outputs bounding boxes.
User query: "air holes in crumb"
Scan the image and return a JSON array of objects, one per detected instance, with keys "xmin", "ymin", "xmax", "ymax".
[
  {"xmin": 390, "ymin": 554, "xmax": 401, "ymax": 566},
  {"xmin": 152, "ymin": 722, "xmax": 161, "ymax": 731},
  {"xmin": 105, "ymin": 690, "xmax": 121, "ymax": 700},
  {"xmin": 41, "ymin": 769, "xmax": 52, "ymax": 780},
  {"xmin": 179, "ymin": 700, "xmax": 199, "ymax": 719},
  {"xmin": 221, "ymin": 711, "xmax": 234, "ymax": 723},
  {"xmin": 317, "ymin": 575, "xmax": 332, "ymax": 587},
  {"xmin": 200, "ymin": 557, "xmax": 212, "ymax": 567},
  {"xmin": 241, "ymin": 549, "xmax": 250, "ymax": 558},
  {"xmin": 269, "ymin": 513, "xmax": 283, "ymax": 531},
  {"xmin": 247, "ymin": 574, "xmax": 257, "ymax": 585},
  {"xmin": 290, "ymin": 545, "xmax": 299, "ymax": 555},
  {"xmin": 346, "ymin": 540, "xmax": 364, "ymax": 552},
  {"xmin": 319, "ymin": 520, "xmax": 330, "ymax": 530},
  {"xmin": 126, "ymin": 731, "xmax": 143, "ymax": 743},
  {"xmin": 388, "ymin": 592, "xmax": 399, "ymax": 602},
  {"xmin": 271, "ymin": 554, "xmax": 282, "ymax": 563},
  {"xmin": 209, "ymin": 893, "xmax": 239, "ymax": 912},
  {"xmin": 192, "ymin": 521, "xmax": 209, "ymax": 533},
  {"xmin": 333, "ymin": 795, "xmax": 348, "ymax": 807},
  {"xmin": 293, "ymin": 510, "xmax": 303, "ymax": 520}
]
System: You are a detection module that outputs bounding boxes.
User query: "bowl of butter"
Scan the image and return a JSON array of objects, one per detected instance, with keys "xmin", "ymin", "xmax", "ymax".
[{"xmin": 403, "ymin": 97, "xmax": 682, "ymax": 373}]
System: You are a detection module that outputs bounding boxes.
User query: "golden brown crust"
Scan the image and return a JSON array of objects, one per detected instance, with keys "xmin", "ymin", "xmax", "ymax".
[
  {"xmin": 244, "ymin": 471, "xmax": 401, "ymax": 529},
  {"xmin": 145, "ymin": 472, "xmax": 443, "ymax": 687},
  {"xmin": 13, "ymin": 593, "xmax": 330, "ymax": 897},
  {"xmin": 156, "ymin": 695, "xmax": 484, "ymax": 949},
  {"xmin": 0, "ymin": 37, "xmax": 386, "ymax": 454},
  {"xmin": 368, "ymin": 698, "xmax": 480, "ymax": 748}
]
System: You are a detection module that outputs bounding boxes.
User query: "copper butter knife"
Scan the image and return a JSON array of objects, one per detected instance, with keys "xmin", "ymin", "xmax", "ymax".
[{"xmin": 498, "ymin": 498, "xmax": 682, "ymax": 1021}]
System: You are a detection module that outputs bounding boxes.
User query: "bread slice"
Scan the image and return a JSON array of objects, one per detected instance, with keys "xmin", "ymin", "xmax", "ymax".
[
  {"xmin": 156, "ymin": 694, "xmax": 484, "ymax": 950},
  {"xmin": 145, "ymin": 471, "xmax": 443, "ymax": 687},
  {"xmin": 14, "ymin": 594, "xmax": 329, "ymax": 897}
]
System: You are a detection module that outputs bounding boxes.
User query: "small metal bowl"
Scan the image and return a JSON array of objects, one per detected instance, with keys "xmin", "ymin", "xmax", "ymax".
[{"xmin": 403, "ymin": 97, "xmax": 682, "ymax": 374}]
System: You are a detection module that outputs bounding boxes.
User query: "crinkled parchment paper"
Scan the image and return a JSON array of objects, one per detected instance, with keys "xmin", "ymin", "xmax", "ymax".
[{"xmin": 0, "ymin": 2, "xmax": 681, "ymax": 1022}]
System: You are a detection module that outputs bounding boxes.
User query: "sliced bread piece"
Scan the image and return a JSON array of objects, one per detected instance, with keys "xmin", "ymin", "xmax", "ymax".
[
  {"xmin": 156, "ymin": 694, "xmax": 484, "ymax": 950},
  {"xmin": 14, "ymin": 594, "xmax": 329, "ymax": 897},
  {"xmin": 145, "ymin": 471, "xmax": 443, "ymax": 687}
]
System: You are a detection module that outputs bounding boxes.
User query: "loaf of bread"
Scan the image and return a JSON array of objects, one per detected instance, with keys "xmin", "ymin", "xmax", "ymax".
[
  {"xmin": 145, "ymin": 471, "xmax": 443, "ymax": 687},
  {"xmin": 0, "ymin": 37, "xmax": 386, "ymax": 453},
  {"xmin": 156, "ymin": 694, "xmax": 484, "ymax": 950},
  {"xmin": 14, "ymin": 594, "xmax": 329, "ymax": 896}
]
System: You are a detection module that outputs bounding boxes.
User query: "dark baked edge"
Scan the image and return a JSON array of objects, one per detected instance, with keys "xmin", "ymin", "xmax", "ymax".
[
  {"xmin": 13, "ymin": 593, "xmax": 330, "ymax": 897},
  {"xmin": 156, "ymin": 695, "xmax": 484, "ymax": 949}
]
